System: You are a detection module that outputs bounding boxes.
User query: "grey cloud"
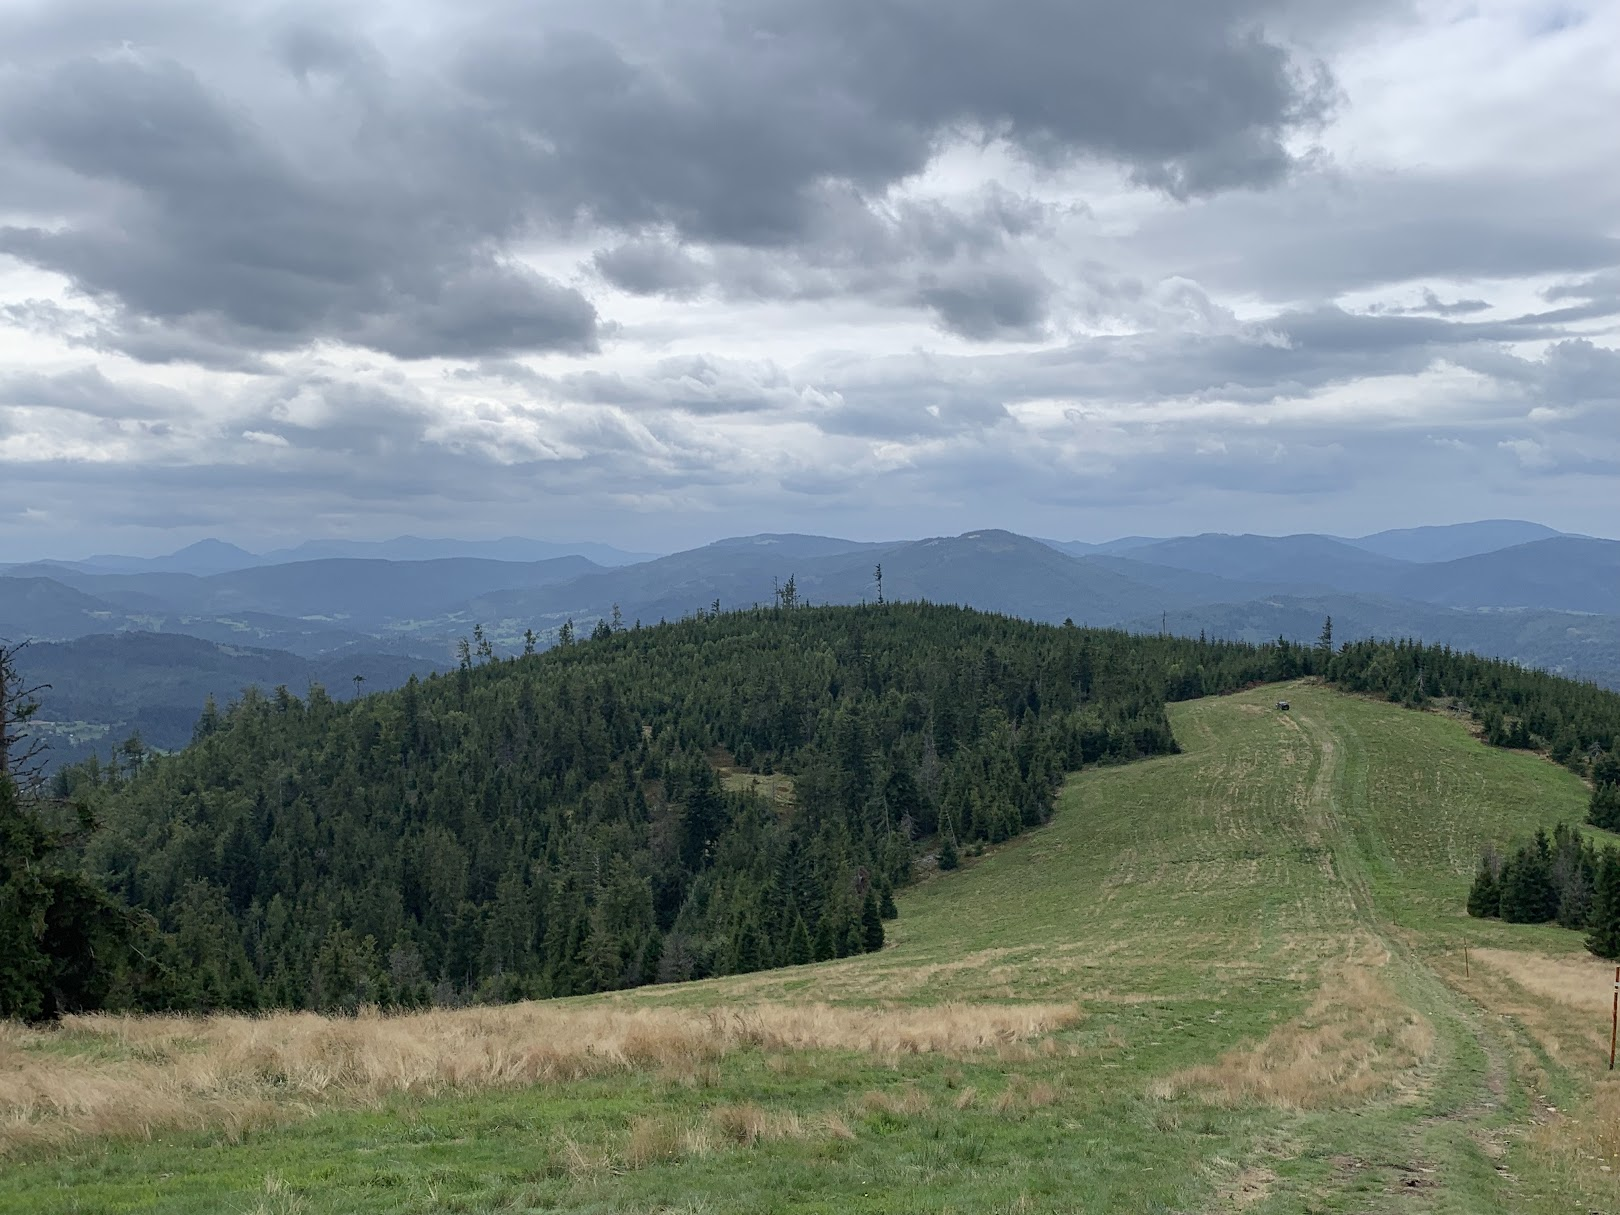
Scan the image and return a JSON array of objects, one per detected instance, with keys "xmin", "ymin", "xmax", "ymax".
[
  {"xmin": 797, "ymin": 303, "xmax": 1591, "ymax": 445},
  {"xmin": 595, "ymin": 190, "xmax": 1066, "ymax": 339},
  {"xmin": 0, "ymin": 48, "xmax": 598, "ymax": 363},
  {"xmin": 549, "ymin": 352, "xmax": 1016, "ymax": 440},
  {"xmin": 0, "ymin": 367, "xmax": 181, "ymax": 420},
  {"xmin": 460, "ymin": 0, "xmax": 1345, "ymax": 239},
  {"xmin": 0, "ymin": 0, "xmax": 1357, "ymax": 369},
  {"xmin": 915, "ymin": 267, "xmax": 1052, "ymax": 341},
  {"xmin": 1459, "ymin": 339, "xmax": 1620, "ymax": 414},
  {"xmin": 1520, "ymin": 271, "xmax": 1620, "ymax": 325},
  {"xmin": 551, "ymin": 357, "xmax": 805, "ymax": 417},
  {"xmin": 593, "ymin": 241, "xmax": 709, "ymax": 299},
  {"xmin": 1129, "ymin": 172, "xmax": 1620, "ymax": 300},
  {"xmin": 1371, "ymin": 289, "xmax": 1491, "ymax": 317},
  {"xmin": 1545, "ymin": 270, "xmax": 1620, "ymax": 305}
]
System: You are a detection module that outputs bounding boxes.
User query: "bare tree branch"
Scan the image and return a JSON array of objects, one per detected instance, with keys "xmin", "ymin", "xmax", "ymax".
[{"xmin": 0, "ymin": 639, "xmax": 52, "ymax": 795}]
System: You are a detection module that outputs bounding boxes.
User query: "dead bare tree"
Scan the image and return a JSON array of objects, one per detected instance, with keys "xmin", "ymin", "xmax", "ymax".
[{"xmin": 0, "ymin": 639, "xmax": 51, "ymax": 794}]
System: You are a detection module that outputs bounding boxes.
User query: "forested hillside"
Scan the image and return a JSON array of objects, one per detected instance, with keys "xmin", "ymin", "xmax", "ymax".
[
  {"xmin": 14, "ymin": 605, "xmax": 1620, "ymax": 1021},
  {"xmin": 59, "ymin": 606, "xmax": 1284, "ymax": 1013}
]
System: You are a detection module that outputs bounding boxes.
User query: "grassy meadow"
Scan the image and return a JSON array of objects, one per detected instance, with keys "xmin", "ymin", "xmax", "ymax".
[{"xmin": 3, "ymin": 681, "xmax": 1618, "ymax": 1213}]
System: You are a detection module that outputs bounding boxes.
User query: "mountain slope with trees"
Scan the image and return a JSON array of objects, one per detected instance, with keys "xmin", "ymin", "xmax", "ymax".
[
  {"xmin": 70, "ymin": 604, "xmax": 1263, "ymax": 1012},
  {"xmin": 4, "ymin": 604, "xmax": 1604, "ymax": 1021}
]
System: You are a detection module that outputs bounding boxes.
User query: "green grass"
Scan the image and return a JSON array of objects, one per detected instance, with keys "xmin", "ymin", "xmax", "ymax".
[{"xmin": 4, "ymin": 682, "xmax": 1614, "ymax": 1213}]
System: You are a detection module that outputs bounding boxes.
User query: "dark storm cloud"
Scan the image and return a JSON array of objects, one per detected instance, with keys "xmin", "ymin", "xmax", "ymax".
[
  {"xmin": 593, "ymin": 241, "xmax": 709, "ymax": 299},
  {"xmin": 0, "ymin": 0, "xmax": 1346, "ymax": 365},
  {"xmin": 462, "ymin": 0, "xmax": 1335, "ymax": 243},
  {"xmin": 0, "ymin": 45, "xmax": 598, "ymax": 363},
  {"xmin": 914, "ymin": 267, "xmax": 1053, "ymax": 341},
  {"xmin": 591, "ymin": 190, "xmax": 1066, "ymax": 339}
]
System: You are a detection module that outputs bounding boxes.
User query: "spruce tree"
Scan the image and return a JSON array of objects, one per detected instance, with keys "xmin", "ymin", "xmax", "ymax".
[
  {"xmin": 861, "ymin": 890, "xmax": 885, "ymax": 953},
  {"xmin": 731, "ymin": 918, "xmax": 764, "ymax": 974},
  {"xmin": 939, "ymin": 833, "xmax": 959, "ymax": 871},
  {"xmin": 785, "ymin": 916, "xmax": 813, "ymax": 965},
  {"xmin": 1587, "ymin": 849, "xmax": 1620, "ymax": 959},
  {"xmin": 878, "ymin": 881, "xmax": 898, "ymax": 920},
  {"xmin": 839, "ymin": 916, "xmax": 863, "ymax": 959},
  {"xmin": 1498, "ymin": 839, "xmax": 1558, "ymax": 924},
  {"xmin": 640, "ymin": 932, "xmax": 663, "ymax": 982},
  {"xmin": 1552, "ymin": 823, "xmax": 1597, "ymax": 929},
  {"xmin": 811, "ymin": 913, "xmax": 836, "ymax": 962},
  {"xmin": 1466, "ymin": 850, "xmax": 1501, "ymax": 919},
  {"xmin": 1592, "ymin": 781, "xmax": 1620, "ymax": 832}
]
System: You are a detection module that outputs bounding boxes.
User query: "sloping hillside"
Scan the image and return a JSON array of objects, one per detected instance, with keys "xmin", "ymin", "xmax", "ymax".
[{"xmin": 4, "ymin": 683, "xmax": 1614, "ymax": 1213}]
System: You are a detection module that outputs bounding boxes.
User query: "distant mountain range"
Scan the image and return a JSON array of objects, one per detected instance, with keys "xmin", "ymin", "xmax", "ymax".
[
  {"xmin": 2, "ymin": 519, "xmax": 1615, "ymax": 768},
  {"xmin": 12, "ymin": 535, "xmax": 658, "ymax": 576}
]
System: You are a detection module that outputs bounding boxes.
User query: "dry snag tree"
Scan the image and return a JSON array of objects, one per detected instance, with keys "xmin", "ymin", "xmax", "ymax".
[{"xmin": 0, "ymin": 639, "xmax": 50, "ymax": 793}]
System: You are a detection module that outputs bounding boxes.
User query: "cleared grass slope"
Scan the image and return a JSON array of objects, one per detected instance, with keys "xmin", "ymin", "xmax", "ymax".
[{"xmin": 2, "ymin": 682, "xmax": 1616, "ymax": 1214}]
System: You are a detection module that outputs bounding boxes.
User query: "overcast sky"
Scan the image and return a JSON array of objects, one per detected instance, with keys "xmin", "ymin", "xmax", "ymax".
[{"xmin": 0, "ymin": 0, "xmax": 1615, "ymax": 558}]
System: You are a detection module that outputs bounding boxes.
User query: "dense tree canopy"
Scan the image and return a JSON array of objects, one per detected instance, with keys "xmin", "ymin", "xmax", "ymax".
[{"xmin": 13, "ymin": 605, "xmax": 1620, "ymax": 1016}]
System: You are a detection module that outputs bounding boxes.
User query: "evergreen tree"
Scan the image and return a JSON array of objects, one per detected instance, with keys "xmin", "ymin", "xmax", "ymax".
[
  {"xmin": 811, "ymin": 913, "xmax": 837, "ymax": 962},
  {"xmin": 1466, "ymin": 848, "xmax": 1501, "ymax": 919},
  {"xmin": 939, "ymin": 833, "xmax": 960, "ymax": 871},
  {"xmin": 1498, "ymin": 835, "xmax": 1558, "ymax": 924},
  {"xmin": 878, "ymin": 881, "xmax": 898, "ymax": 920},
  {"xmin": 838, "ymin": 909, "xmax": 863, "ymax": 958},
  {"xmin": 1587, "ymin": 849, "xmax": 1620, "ymax": 959},
  {"xmin": 1592, "ymin": 781, "xmax": 1620, "ymax": 832},
  {"xmin": 1, "ymin": 643, "xmax": 149, "ymax": 1020},
  {"xmin": 785, "ymin": 916, "xmax": 813, "ymax": 965},
  {"xmin": 861, "ymin": 890, "xmax": 885, "ymax": 953},
  {"xmin": 1552, "ymin": 823, "xmax": 1597, "ymax": 930}
]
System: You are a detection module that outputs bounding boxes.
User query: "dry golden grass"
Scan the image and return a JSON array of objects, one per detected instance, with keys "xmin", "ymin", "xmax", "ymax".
[
  {"xmin": 991, "ymin": 1076, "xmax": 1060, "ymax": 1113},
  {"xmin": 622, "ymin": 1114, "xmax": 687, "ymax": 1167},
  {"xmin": 243, "ymin": 1174, "xmax": 310, "ymax": 1215},
  {"xmin": 856, "ymin": 1086, "xmax": 932, "ymax": 1117},
  {"xmin": 555, "ymin": 1135, "xmax": 611, "ymax": 1183},
  {"xmin": 709, "ymin": 1101, "xmax": 808, "ymax": 1146},
  {"xmin": 617, "ymin": 1103, "xmax": 838, "ymax": 1171},
  {"xmin": 1472, "ymin": 949, "xmax": 1618, "ymax": 1016},
  {"xmin": 0, "ymin": 999, "xmax": 1075, "ymax": 1155},
  {"xmin": 1150, "ymin": 959, "xmax": 1434, "ymax": 1111}
]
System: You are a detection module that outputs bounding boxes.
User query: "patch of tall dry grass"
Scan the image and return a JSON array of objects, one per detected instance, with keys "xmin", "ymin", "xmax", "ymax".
[
  {"xmin": 1148, "ymin": 961, "xmax": 1433, "ymax": 1110},
  {"xmin": 0, "ymin": 999, "xmax": 1076, "ymax": 1156},
  {"xmin": 1471, "ymin": 949, "xmax": 1617, "ymax": 1016}
]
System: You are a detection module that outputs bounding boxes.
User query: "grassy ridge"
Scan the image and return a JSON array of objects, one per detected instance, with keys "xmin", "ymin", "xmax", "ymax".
[{"xmin": 3, "ymin": 683, "xmax": 1616, "ymax": 1213}]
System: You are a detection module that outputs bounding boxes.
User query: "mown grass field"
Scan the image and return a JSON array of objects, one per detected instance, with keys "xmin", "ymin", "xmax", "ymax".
[{"xmin": 4, "ymin": 681, "xmax": 1618, "ymax": 1213}]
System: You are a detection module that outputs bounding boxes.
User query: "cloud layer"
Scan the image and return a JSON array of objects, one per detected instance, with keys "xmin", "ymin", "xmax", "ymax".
[{"xmin": 0, "ymin": 0, "xmax": 1616, "ymax": 555}]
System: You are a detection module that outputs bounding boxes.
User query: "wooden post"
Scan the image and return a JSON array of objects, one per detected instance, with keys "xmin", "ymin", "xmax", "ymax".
[
  {"xmin": 1611, "ymin": 966, "xmax": 1618, "ymax": 1072},
  {"xmin": 1463, "ymin": 944, "xmax": 1469, "ymax": 979}
]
